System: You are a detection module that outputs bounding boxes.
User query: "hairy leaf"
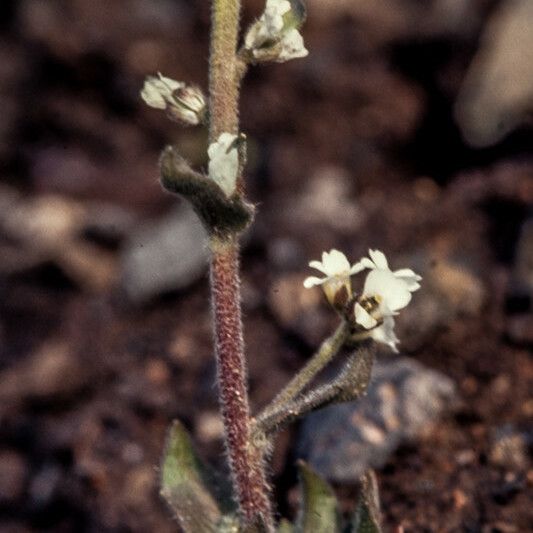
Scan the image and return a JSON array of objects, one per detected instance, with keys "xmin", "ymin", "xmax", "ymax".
[
  {"xmin": 160, "ymin": 420, "xmax": 223, "ymax": 532},
  {"xmin": 296, "ymin": 461, "xmax": 341, "ymax": 533},
  {"xmin": 160, "ymin": 146, "xmax": 254, "ymax": 237},
  {"xmin": 351, "ymin": 470, "xmax": 383, "ymax": 533}
]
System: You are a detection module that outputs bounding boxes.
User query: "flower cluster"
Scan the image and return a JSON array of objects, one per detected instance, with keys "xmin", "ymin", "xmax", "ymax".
[
  {"xmin": 304, "ymin": 249, "xmax": 421, "ymax": 352},
  {"xmin": 141, "ymin": 73, "xmax": 206, "ymax": 126},
  {"xmin": 244, "ymin": 0, "xmax": 308, "ymax": 63}
]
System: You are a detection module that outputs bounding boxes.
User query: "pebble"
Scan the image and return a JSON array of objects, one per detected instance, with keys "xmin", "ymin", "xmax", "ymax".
[
  {"xmin": 0, "ymin": 188, "xmax": 120, "ymax": 290},
  {"xmin": 195, "ymin": 411, "xmax": 224, "ymax": 443},
  {"xmin": 28, "ymin": 464, "xmax": 62, "ymax": 507},
  {"xmin": 267, "ymin": 272, "xmax": 333, "ymax": 345},
  {"xmin": 398, "ymin": 254, "xmax": 486, "ymax": 350},
  {"xmin": 0, "ymin": 451, "xmax": 28, "ymax": 503},
  {"xmin": 0, "ymin": 340, "xmax": 91, "ymax": 403},
  {"xmin": 506, "ymin": 314, "xmax": 533, "ymax": 345},
  {"xmin": 489, "ymin": 424, "xmax": 530, "ymax": 471},
  {"xmin": 297, "ymin": 357, "xmax": 457, "ymax": 482},
  {"xmin": 120, "ymin": 203, "xmax": 208, "ymax": 303},
  {"xmin": 455, "ymin": 0, "xmax": 533, "ymax": 146}
]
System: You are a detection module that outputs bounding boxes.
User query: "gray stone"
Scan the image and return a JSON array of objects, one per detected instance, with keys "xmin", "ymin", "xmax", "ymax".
[
  {"xmin": 489, "ymin": 424, "xmax": 531, "ymax": 471},
  {"xmin": 455, "ymin": 0, "xmax": 533, "ymax": 147},
  {"xmin": 397, "ymin": 253, "xmax": 486, "ymax": 351},
  {"xmin": 0, "ymin": 340, "xmax": 92, "ymax": 403},
  {"xmin": 0, "ymin": 451, "xmax": 28, "ymax": 503},
  {"xmin": 297, "ymin": 357, "xmax": 457, "ymax": 483},
  {"xmin": 506, "ymin": 314, "xmax": 533, "ymax": 345},
  {"xmin": 120, "ymin": 203, "xmax": 208, "ymax": 303}
]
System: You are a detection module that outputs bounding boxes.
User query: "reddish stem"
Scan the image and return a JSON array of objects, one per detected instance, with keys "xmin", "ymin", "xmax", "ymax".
[{"xmin": 210, "ymin": 238, "xmax": 273, "ymax": 529}]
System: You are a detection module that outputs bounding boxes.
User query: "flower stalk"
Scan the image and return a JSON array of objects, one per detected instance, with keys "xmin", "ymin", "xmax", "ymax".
[{"xmin": 258, "ymin": 320, "xmax": 350, "ymax": 424}]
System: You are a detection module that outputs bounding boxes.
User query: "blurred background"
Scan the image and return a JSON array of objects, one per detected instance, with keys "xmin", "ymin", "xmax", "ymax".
[{"xmin": 0, "ymin": 0, "xmax": 532, "ymax": 531}]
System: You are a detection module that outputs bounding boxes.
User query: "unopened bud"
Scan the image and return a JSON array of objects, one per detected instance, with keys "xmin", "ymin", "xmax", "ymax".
[
  {"xmin": 244, "ymin": 0, "xmax": 308, "ymax": 63},
  {"xmin": 208, "ymin": 133, "xmax": 240, "ymax": 197},
  {"xmin": 141, "ymin": 73, "xmax": 206, "ymax": 126}
]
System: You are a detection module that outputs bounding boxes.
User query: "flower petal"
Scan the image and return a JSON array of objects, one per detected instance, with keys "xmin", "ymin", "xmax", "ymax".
[
  {"xmin": 368, "ymin": 249, "xmax": 388, "ymax": 270},
  {"xmin": 309, "ymin": 260, "xmax": 328, "ymax": 274},
  {"xmin": 303, "ymin": 276, "xmax": 326, "ymax": 288},
  {"xmin": 393, "ymin": 268, "xmax": 422, "ymax": 280},
  {"xmin": 354, "ymin": 303, "xmax": 378, "ymax": 329},
  {"xmin": 208, "ymin": 133, "xmax": 239, "ymax": 197},
  {"xmin": 371, "ymin": 316, "xmax": 399, "ymax": 352},
  {"xmin": 349, "ymin": 261, "xmax": 367, "ymax": 275},
  {"xmin": 402, "ymin": 280, "xmax": 421, "ymax": 292},
  {"xmin": 358, "ymin": 257, "xmax": 376, "ymax": 270},
  {"xmin": 322, "ymin": 249, "xmax": 351, "ymax": 276},
  {"xmin": 363, "ymin": 269, "xmax": 412, "ymax": 312}
]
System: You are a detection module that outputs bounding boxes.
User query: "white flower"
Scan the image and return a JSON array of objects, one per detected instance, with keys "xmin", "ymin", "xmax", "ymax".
[
  {"xmin": 353, "ymin": 249, "xmax": 421, "ymax": 352},
  {"xmin": 141, "ymin": 73, "xmax": 183, "ymax": 109},
  {"xmin": 208, "ymin": 133, "xmax": 239, "ymax": 197},
  {"xmin": 244, "ymin": 0, "xmax": 308, "ymax": 63},
  {"xmin": 370, "ymin": 316, "xmax": 400, "ymax": 353},
  {"xmin": 245, "ymin": 0, "xmax": 290, "ymax": 49},
  {"xmin": 140, "ymin": 73, "xmax": 206, "ymax": 125},
  {"xmin": 304, "ymin": 249, "xmax": 364, "ymax": 305},
  {"xmin": 277, "ymin": 28, "xmax": 308, "ymax": 62}
]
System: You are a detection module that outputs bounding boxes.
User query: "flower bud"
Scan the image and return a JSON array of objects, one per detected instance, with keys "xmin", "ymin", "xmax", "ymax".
[
  {"xmin": 208, "ymin": 133, "xmax": 240, "ymax": 197},
  {"xmin": 303, "ymin": 249, "xmax": 364, "ymax": 309},
  {"xmin": 244, "ymin": 0, "xmax": 308, "ymax": 63},
  {"xmin": 141, "ymin": 73, "xmax": 206, "ymax": 126}
]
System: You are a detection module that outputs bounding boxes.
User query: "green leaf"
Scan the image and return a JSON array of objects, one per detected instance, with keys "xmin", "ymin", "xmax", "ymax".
[
  {"xmin": 160, "ymin": 146, "xmax": 254, "ymax": 237},
  {"xmin": 160, "ymin": 420, "xmax": 224, "ymax": 532},
  {"xmin": 296, "ymin": 461, "xmax": 341, "ymax": 533},
  {"xmin": 351, "ymin": 470, "xmax": 383, "ymax": 533}
]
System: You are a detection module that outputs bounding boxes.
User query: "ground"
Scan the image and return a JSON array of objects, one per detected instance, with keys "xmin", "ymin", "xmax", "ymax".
[{"xmin": 0, "ymin": 1, "xmax": 532, "ymax": 532}]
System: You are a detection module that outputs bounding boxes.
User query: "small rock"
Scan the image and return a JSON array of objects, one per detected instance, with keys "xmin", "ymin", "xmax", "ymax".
[
  {"xmin": 195, "ymin": 411, "xmax": 224, "ymax": 443},
  {"xmin": 285, "ymin": 167, "xmax": 363, "ymax": 233},
  {"xmin": 0, "ymin": 451, "xmax": 28, "ymax": 503},
  {"xmin": 0, "ymin": 190, "xmax": 118, "ymax": 289},
  {"xmin": 28, "ymin": 464, "xmax": 62, "ymax": 508},
  {"xmin": 506, "ymin": 314, "xmax": 533, "ymax": 345},
  {"xmin": 399, "ymin": 255, "xmax": 486, "ymax": 350},
  {"xmin": 121, "ymin": 443, "xmax": 144, "ymax": 465},
  {"xmin": 0, "ymin": 340, "xmax": 91, "ymax": 403},
  {"xmin": 489, "ymin": 425, "xmax": 530, "ymax": 471},
  {"xmin": 455, "ymin": 0, "xmax": 533, "ymax": 146},
  {"xmin": 123, "ymin": 465, "xmax": 157, "ymax": 507},
  {"xmin": 1, "ymin": 194, "xmax": 85, "ymax": 245},
  {"xmin": 120, "ymin": 204, "xmax": 208, "ymax": 303},
  {"xmin": 297, "ymin": 357, "xmax": 457, "ymax": 482},
  {"xmin": 268, "ymin": 273, "xmax": 333, "ymax": 345}
]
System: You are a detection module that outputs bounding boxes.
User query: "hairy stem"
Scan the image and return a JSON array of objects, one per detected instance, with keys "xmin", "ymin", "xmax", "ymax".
[
  {"xmin": 257, "ymin": 321, "xmax": 350, "ymax": 423},
  {"xmin": 210, "ymin": 0, "xmax": 241, "ymax": 140},
  {"xmin": 210, "ymin": 238, "xmax": 272, "ymax": 528},
  {"xmin": 208, "ymin": 0, "xmax": 273, "ymax": 528}
]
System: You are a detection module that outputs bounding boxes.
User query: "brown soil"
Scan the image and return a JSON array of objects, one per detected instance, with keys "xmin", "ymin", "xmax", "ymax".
[{"xmin": 0, "ymin": 1, "xmax": 531, "ymax": 532}]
